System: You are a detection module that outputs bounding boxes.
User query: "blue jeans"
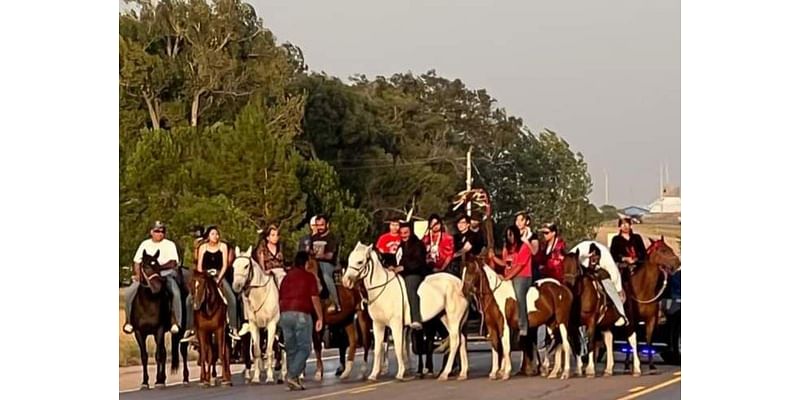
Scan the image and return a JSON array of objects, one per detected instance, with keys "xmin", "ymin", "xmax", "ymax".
[
  {"xmin": 280, "ymin": 311, "xmax": 313, "ymax": 379},
  {"xmin": 320, "ymin": 261, "xmax": 340, "ymax": 308},
  {"xmin": 513, "ymin": 276, "xmax": 532, "ymax": 336}
]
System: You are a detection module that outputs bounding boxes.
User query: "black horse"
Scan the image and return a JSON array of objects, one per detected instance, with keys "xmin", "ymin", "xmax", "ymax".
[{"xmin": 130, "ymin": 250, "xmax": 190, "ymax": 389}]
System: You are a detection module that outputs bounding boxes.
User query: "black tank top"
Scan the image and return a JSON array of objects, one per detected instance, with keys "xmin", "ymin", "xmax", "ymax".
[{"xmin": 202, "ymin": 249, "xmax": 223, "ymax": 270}]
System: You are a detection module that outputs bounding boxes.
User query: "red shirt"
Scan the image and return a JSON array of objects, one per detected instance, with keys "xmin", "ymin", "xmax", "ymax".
[
  {"xmin": 422, "ymin": 231, "xmax": 455, "ymax": 271},
  {"xmin": 538, "ymin": 237, "xmax": 566, "ymax": 282},
  {"xmin": 376, "ymin": 232, "xmax": 402, "ymax": 255},
  {"xmin": 279, "ymin": 267, "xmax": 319, "ymax": 315},
  {"xmin": 503, "ymin": 244, "xmax": 533, "ymax": 279}
]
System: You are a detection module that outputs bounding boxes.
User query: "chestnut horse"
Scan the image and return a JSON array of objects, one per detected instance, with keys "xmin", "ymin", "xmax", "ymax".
[
  {"xmin": 621, "ymin": 236, "xmax": 681, "ymax": 374},
  {"xmin": 306, "ymin": 254, "xmax": 372, "ymax": 380},
  {"xmin": 563, "ymin": 249, "xmax": 625, "ymax": 377},
  {"xmin": 190, "ymin": 270, "xmax": 232, "ymax": 387}
]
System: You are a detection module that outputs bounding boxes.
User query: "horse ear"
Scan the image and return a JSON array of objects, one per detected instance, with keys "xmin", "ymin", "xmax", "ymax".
[
  {"xmin": 660, "ymin": 234, "xmax": 664, "ymax": 242},
  {"xmin": 648, "ymin": 237, "xmax": 656, "ymax": 245},
  {"xmin": 235, "ymin": 246, "xmax": 241, "ymax": 256},
  {"xmin": 246, "ymin": 245, "xmax": 252, "ymax": 255},
  {"xmin": 153, "ymin": 249, "xmax": 160, "ymax": 259}
]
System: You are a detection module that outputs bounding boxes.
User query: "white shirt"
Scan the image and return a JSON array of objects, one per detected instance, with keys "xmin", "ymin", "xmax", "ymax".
[
  {"xmin": 569, "ymin": 240, "xmax": 622, "ymax": 292},
  {"xmin": 134, "ymin": 238, "xmax": 180, "ymax": 266}
]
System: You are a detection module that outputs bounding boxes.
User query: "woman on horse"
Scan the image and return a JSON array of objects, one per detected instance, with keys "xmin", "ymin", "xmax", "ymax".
[
  {"xmin": 235, "ymin": 224, "xmax": 285, "ymax": 337},
  {"xmin": 422, "ymin": 213, "xmax": 454, "ymax": 274},
  {"xmin": 537, "ymin": 222, "xmax": 566, "ymax": 283},
  {"xmin": 183, "ymin": 226, "xmax": 241, "ymax": 342},
  {"xmin": 489, "ymin": 225, "xmax": 534, "ymax": 337},
  {"xmin": 610, "ymin": 216, "xmax": 647, "ymax": 271}
]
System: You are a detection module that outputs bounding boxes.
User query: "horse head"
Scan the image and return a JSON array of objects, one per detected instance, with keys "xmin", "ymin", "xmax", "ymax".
[
  {"xmin": 343, "ymin": 241, "xmax": 373, "ymax": 289},
  {"xmin": 646, "ymin": 235, "xmax": 681, "ymax": 274},
  {"xmin": 461, "ymin": 260, "xmax": 485, "ymax": 299},
  {"xmin": 232, "ymin": 245, "xmax": 254, "ymax": 293},
  {"xmin": 140, "ymin": 250, "xmax": 164, "ymax": 293},
  {"xmin": 191, "ymin": 269, "xmax": 219, "ymax": 311},
  {"xmin": 562, "ymin": 249, "xmax": 582, "ymax": 288}
]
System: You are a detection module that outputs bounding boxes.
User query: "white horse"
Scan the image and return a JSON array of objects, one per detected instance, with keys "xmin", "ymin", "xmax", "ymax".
[
  {"xmin": 464, "ymin": 263, "xmax": 573, "ymax": 380},
  {"xmin": 232, "ymin": 246, "xmax": 287, "ymax": 384},
  {"xmin": 342, "ymin": 242, "xmax": 469, "ymax": 382}
]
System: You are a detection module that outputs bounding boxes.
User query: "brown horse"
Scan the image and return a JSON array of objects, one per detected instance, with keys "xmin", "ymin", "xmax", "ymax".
[
  {"xmin": 621, "ymin": 236, "xmax": 681, "ymax": 374},
  {"xmin": 305, "ymin": 255, "xmax": 371, "ymax": 380},
  {"xmin": 563, "ymin": 250, "xmax": 623, "ymax": 377},
  {"xmin": 191, "ymin": 270, "xmax": 232, "ymax": 387}
]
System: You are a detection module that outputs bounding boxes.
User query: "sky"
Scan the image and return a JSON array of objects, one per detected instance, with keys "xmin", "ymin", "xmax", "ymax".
[{"xmin": 121, "ymin": 0, "xmax": 680, "ymax": 207}]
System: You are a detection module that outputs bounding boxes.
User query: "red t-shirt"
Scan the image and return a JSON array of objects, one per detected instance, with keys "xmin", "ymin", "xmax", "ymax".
[
  {"xmin": 279, "ymin": 267, "xmax": 319, "ymax": 315},
  {"xmin": 376, "ymin": 232, "xmax": 402, "ymax": 255},
  {"xmin": 503, "ymin": 244, "xmax": 533, "ymax": 279},
  {"xmin": 538, "ymin": 238, "xmax": 566, "ymax": 283},
  {"xmin": 422, "ymin": 232, "xmax": 455, "ymax": 271}
]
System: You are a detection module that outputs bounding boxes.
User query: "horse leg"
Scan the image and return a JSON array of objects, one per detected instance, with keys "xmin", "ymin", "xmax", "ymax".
[
  {"xmin": 181, "ymin": 341, "xmax": 190, "ymax": 385},
  {"xmin": 198, "ymin": 333, "xmax": 208, "ymax": 387},
  {"xmin": 218, "ymin": 327, "xmax": 232, "ymax": 386},
  {"xmin": 358, "ymin": 312, "xmax": 371, "ymax": 378},
  {"xmin": 437, "ymin": 316, "xmax": 455, "ymax": 381},
  {"xmin": 489, "ymin": 347, "xmax": 499, "ymax": 380},
  {"xmin": 368, "ymin": 321, "xmax": 386, "ymax": 381},
  {"xmin": 340, "ymin": 323, "xmax": 357, "ymax": 379},
  {"xmin": 391, "ymin": 321, "xmax": 407, "ymax": 380},
  {"xmin": 135, "ymin": 332, "xmax": 150, "ymax": 390},
  {"xmin": 313, "ymin": 327, "xmax": 324, "ymax": 381},
  {"xmin": 548, "ymin": 343, "xmax": 563, "ymax": 379},
  {"xmin": 249, "ymin": 325, "xmax": 261, "ymax": 384},
  {"xmin": 558, "ymin": 323, "xmax": 572, "ymax": 379},
  {"xmin": 645, "ymin": 316, "xmax": 657, "ymax": 371},
  {"xmin": 628, "ymin": 331, "xmax": 642, "ymax": 377},
  {"xmin": 500, "ymin": 323, "xmax": 512, "ymax": 380},
  {"xmin": 265, "ymin": 320, "xmax": 278, "ymax": 384},
  {"xmin": 155, "ymin": 330, "xmax": 167, "ymax": 387},
  {"xmin": 603, "ymin": 330, "xmax": 615, "ymax": 376}
]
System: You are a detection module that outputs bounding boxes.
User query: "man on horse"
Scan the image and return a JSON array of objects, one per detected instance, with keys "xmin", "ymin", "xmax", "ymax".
[
  {"xmin": 123, "ymin": 221, "xmax": 182, "ymax": 335},
  {"xmin": 610, "ymin": 216, "xmax": 647, "ymax": 271},
  {"xmin": 298, "ymin": 216, "xmax": 317, "ymax": 254},
  {"xmin": 376, "ymin": 214, "xmax": 403, "ymax": 268},
  {"xmin": 391, "ymin": 221, "xmax": 430, "ymax": 330},
  {"xmin": 312, "ymin": 214, "xmax": 341, "ymax": 312},
  {"xmin": 468, "ymin": 212, "xmax": 486, "ymax": 255}
]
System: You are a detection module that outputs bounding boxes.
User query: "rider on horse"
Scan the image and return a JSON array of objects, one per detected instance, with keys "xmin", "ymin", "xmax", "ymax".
[
  {"xmin": 391, "ymin": 221, "xmax": 430, "ymax": 330},
  {"xmin": 574, "ymin": 242, "xmax": 629, "ymax": 326},
  {"xmin": 182, "ymin": 226, "xmax": 241, "ymax": 342},
  {"xmin": 423, "ymin": 213, "xmax": 454, "ymax": 274},
  {"xmin": 311, "ymin": 214, "xmax": 341, "ymax": 313},
  {"xmin": 610, "ymin": 216, "xmax": 647, "ymax": 271},
  {"xmin": 376, "ymin": 214, "xmax": 403, "ymax": 268},
  {"xmin": 537, "ymin": 222, "xmax": 566, "ymax": 283},
  {"xmin": 234, "ymin": 224, "xmax": 286, "ymax": 337},
  {"xmin": 488, "ymin": 225, "xmax": 534, "ymax": 337},
  {"xmin": 452, "ymin": 214, "xmax": 483, "ymax": 272},
  {"xmin": 298, "ymin": 216, "xmax": 317, "ymax": 254},
  {"xmin": 123, "ymin": 221, "xmax": 182, "ymax": 335}
]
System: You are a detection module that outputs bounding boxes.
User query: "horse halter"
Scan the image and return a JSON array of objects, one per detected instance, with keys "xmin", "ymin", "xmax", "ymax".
[
  {"xmin": 346, "ymin": 248, "xmax": 400, "ymax": 305},
  {"xmin": 234, "ymin": 255, "xmax": 275, "ymax": 289}
]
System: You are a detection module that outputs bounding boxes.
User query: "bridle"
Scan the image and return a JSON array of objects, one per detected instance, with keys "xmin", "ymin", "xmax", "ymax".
[
  {"xmin": 629, "ymin": 240, "xmax": 675, "ymax": 304},
  {"xmin": 346, "ymin": 248, "xmax": 401, "ymax": 306}
]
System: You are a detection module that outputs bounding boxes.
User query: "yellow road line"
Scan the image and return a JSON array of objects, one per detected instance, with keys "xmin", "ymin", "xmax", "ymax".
[
  {"xmin": 616, "ymin": 377, "xmax": 681, "ymax": 400},
  {"xmin": 673, "ymin": 371, "xmax": 681, "ymax": 376},
  {"xmin": 628, "ymin": 386, "xmax": 646, "ymax": 393},
  {"xmin": 350, "ymin": 387, "xmax": 377, "ymax": 394},
  {"xmin": 294, "ymin": 381, "xmax": 395, "ymax": 400}
]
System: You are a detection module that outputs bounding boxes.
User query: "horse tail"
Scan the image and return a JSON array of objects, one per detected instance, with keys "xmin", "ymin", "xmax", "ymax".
[{"xmin": 171, "ymin": 332, "xmax": 180, "ymax": 374}]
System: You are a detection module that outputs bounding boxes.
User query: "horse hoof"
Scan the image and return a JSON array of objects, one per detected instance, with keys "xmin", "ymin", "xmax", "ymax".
[
  {"xmin": 222, "ymin": 381, "xmax": 232, "ymax": 387},
  {"xmin": 501, "ymin": 373, "xmax": 510, "ymax": 381},
  {"xmin": 632, "ymin": 371, "xmax": 642, "ymax": 377},
  {"xmin": 367, "ymin": 376, "xmax": 378, "ymax": 382},
  {"xmin": 265, "ymin": 380, "xmax": 274, "ymax": 385},
  {"xmin": 604, "ymin": 371, "xmax": 613, "ymax": 377},
  {"xmin": 457, "ymin": 374, "xmax": 468, "ymax": 381},
  {"xmin": 314, "ymin": 372, "xmax": 323, "ymax": 381},
  {"xmin": 437, "ymin": 374, "xmax": 449, "ymax": 382},
  {"xmin": 182, "ymin": 382, "xmax": 190, "ymax": 387},
  {"xmin": 277, "ymin": 378, "xmax": 284, "ymax": 384},
  {"xmin": 202, "ymin": 382, "xmax": 210, "ymax": 389},
  {"xmin": 139, "ymin": 384, "xmax": 149, "ymax": 390},
  {"xmin": 155, "ymin": 383, "xmax": 166, "ymax": 389}
]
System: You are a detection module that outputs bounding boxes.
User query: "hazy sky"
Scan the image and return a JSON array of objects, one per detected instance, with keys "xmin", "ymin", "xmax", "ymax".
[{"xmin": 121, "ymin": 0, "xmax": 680, "ymax": 207}]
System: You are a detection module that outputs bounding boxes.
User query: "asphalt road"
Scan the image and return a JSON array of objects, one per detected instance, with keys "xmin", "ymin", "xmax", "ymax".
[{"xmin": 120, "ymin": 343, "xmax": 680, "ymax": 400}]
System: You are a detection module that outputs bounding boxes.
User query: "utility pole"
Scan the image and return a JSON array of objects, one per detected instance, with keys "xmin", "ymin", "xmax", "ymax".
[
  {"xmin": 604, "ymin": 168, "xmax": 609, "ymax": 205},
  {"xmin": 466, "ymin": 146, "xmax": 473, "ymax": 217}
]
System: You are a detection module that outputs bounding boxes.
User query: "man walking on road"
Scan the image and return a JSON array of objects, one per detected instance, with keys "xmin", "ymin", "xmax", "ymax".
[{"xmin": 279, "ymin": 251, "xmax": 324, "ymax": 391}]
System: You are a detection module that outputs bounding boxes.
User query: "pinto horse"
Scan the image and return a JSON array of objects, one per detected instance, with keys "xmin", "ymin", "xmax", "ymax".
[
  {"xmin": 461, "ymin": 259, "xmax": 574, "ymax": 380},
  {"xmin": 563, "ymin": 248, "xmax": 625, "ymax": 378},
  {"xmin": 191, "ymin": 269, "xmax": 233, "ymax": 387},
  {"xmin": 130, "ymin": 250, "xmax": 189, "ymax": 389},
  {"xmin": 621, "ymin": 236, "xmax": 681, "ymax": 374}
]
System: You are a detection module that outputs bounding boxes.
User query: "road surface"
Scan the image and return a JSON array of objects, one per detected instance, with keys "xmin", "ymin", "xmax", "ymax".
[{"xmin": 120, "ymin": 343, "xmax": 680, "ymax": 400}]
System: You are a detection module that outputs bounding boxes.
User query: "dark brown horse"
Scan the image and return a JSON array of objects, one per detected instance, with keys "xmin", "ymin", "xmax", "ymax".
[
  {"xmin": 563, "ymin": 250, "xmax": 623, "ymax": 377},
  {"xmin": 191, "ymin": 270, "xmax": 232, "ymax": 387},
  {"xmin": 621, "ymin": 237, "xmax": 681, "ymax": 374},
  {"xmin": 130, "ymin": 250, "xmax": 180, "ymax": 389},
  {"xmin": 305, "ymin": 255, "xmax": 371, "ymax": 380}
]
